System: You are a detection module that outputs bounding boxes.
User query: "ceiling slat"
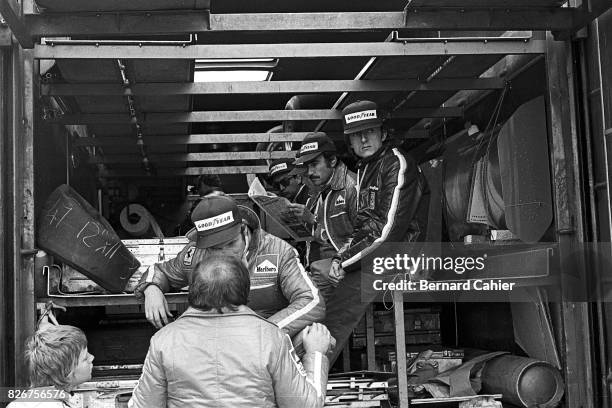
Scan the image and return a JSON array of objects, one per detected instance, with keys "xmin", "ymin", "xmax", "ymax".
[
  {"xmin": 34, "ymin": 40, "xmax": 546, "ymax": 59},
  {"xmin": 42, "ymin": 78, "xmax": 504, "ymax": 96}
]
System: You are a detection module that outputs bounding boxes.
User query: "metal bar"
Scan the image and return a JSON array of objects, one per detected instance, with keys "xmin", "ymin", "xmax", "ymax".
[
  {"xmin": 26, "ymin": 11, "xmax": 209, "ymax": 37},
  {"xmin": 0, "ymin": 0, "xmax": 33, "ymax": 48},
  {"xmin": 393, "ymin": 291, "xmax": 409, "ymax": 408},
  {"xmin": 545, "ymin": 32, "xmax": 594, "ymax": 408},
  {"xmin": 365, "ymin": 305, "xmax": 376, "ymax": 371},
  {"xmin": 90, "ymin": 151, "xmax": 296, "ymax": 164},
  {"xmin": 47, "ymin": 108, "xmax": 462, "ymax": 125},
  {"xmin": 342, "ymin": 343, "xmax": 351, "ymax": 372},
  {"xmin": 19, "ymin": 46, "xmax": 35, "ymax": 383},
  {"xmin": 37, "ymin": 293, "xmax": 188, "ymax": 307},
  {"xmin": 42, "ymin": 78, "xmax": 504, "ymax": 96},
  {"xmin": 33, "ymin": 40, "xmax": 547, "ymax": 60},
  {"xmin": 24, "ymin": 10, "xmax": 580, "ymax": 36},
  {"xmin": 74, "ymin": 130, "xmax": 429, "ymax": 147},
  {"xmin": 101, "ymin": 166, "xmax": 270, "ymax": 177},
  {"xmin": 0, "ymin": 44, "xmax": 7, "ymax": 391}
]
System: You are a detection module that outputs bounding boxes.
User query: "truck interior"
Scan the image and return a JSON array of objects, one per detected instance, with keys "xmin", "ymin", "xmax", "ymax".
[{"xmin": 2, "ymin": 0, "xmax": 612, "ymax": 407}]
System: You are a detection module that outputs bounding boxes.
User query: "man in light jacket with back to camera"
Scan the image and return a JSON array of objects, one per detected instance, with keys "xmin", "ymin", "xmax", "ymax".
[{"xmin": 129, "ymin": 255, "xmax": 331, "ymax": 408}]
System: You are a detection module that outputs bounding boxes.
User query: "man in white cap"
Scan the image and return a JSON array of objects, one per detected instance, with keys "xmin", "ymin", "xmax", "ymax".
[
  {"xmin": 268, "ymin": 158, "xmax": 310, "ymax": 204},
  {"xmin": 134, "ymin": 195, "xmax": 325, "ymax": 340},
  {"xmin": 287, "ymin": 132, "xmax": 357, "ymax": 266},
  {"xmin": 312, "ymin": 100, "xmax": 429, "ymax": 363}
]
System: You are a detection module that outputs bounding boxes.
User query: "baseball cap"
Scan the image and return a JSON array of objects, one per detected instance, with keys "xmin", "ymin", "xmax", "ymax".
[
  {"xmin": 190, "ymin": 195, "xmax": 242, "ymax": 249},
  {"xmin": 269, "ymin": 158, "xmax": 302, "ymax": 183},
  {"xmin": 293, "ymin": 132, "xmax": 336, "ymax": 165},
  {"xmin": 341, "ymin": 100, "xmax": 383, "ymax": 135}
]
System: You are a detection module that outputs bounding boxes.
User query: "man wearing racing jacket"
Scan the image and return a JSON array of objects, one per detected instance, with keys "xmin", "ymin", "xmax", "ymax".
[
  {"xmin": 134, "ymin": 195, "xmax": 325, "ymax": 339},
  {"xmin": 286, "ymin": 132, "xmax": 357, "ymax": 265},
  {"xmin": 313, "ymin": 100, "xmax": 429, "ymax": 363}
]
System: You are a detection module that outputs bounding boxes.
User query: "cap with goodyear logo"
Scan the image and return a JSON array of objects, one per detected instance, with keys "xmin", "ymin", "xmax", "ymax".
[
  {"xmin": 190, "ymin": 195, "xmax": 242, "ymax": 249},
  {"xmin": 341, "ymin": 100, "xmax": 383, "ymax": 135},
  {"xmin": 293, "ymin": 132, "xmax": 336, "ymax": 165},
  {"xmin": 269, "ymin": 158, "xmax": 302, "ymax": 183}
]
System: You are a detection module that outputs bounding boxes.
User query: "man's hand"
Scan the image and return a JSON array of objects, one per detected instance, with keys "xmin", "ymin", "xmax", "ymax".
[
  {"xmin": 302, "ymin": 323, "xmax": 332, "ymax": 354},
  {"xmin": 329, "ymin": 260, "xmax": 346, "ymax": 285},
  {"xmin": 144, "ymin": 285, "xmax": 173, "ymax": 329},
  {"xmin": 286, "ymin": 203, "xmax": 316, "ymax": 225}
]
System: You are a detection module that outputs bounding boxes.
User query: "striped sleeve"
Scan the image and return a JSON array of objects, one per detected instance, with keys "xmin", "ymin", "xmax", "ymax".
[
  {"xmin": 267, "ymin": 247, "xmax": 325, "ymax": 337},
  {"xmin": 271, "ymin": 333, "xmax": 329, "ymax": 408},
  {"xmin": 341, "ymin": 148, "xmax": 420, "ymax": 270}
]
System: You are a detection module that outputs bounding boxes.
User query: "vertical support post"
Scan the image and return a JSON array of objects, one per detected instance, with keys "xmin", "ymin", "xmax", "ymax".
[
  {"xmin": 8, "ymin": 0, "xmax": 36, "ymax": 385},
  {"xmin": 365, "ymin": 304, "xmax": 376, "ymax": 370},
  {"xmin": 0, "ymin": 44, "xmax": 8, "ymax": 391},
  {"xmin": 342, "ymin": 343, "xmax": 351, "ymax": 372},
  {"xmin": 393, "ymin": 290, "xmax": 409, "ymax": 408},
  {"xmin": 545, "ymin": 32, "xmax": 594, "ymax": 408}
]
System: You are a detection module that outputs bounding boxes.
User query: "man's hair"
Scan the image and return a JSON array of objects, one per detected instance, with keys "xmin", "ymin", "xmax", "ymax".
[
  {"xmin": 196, "ymin": 174, "xmax": 223, "ymax": 196},
  {"xmin": 189, "ymin": 255, "xmax": 250, "ymax": 313},
  {"xmin": 24, "ymin": 325, "xmax": 88, "ymax": 389},
  {"xmin": 321, "ymin": 152, "xmax": 338, "ymax": 165}
]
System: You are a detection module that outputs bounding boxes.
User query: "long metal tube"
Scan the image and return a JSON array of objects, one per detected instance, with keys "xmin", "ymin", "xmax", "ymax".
[
  {"xmin": 0, "ymin": 45, "xmax": 8, "ymax": 391},
  {"xmin": 591, "ymin": 15, "xmax": 611, "ymax": 407}
]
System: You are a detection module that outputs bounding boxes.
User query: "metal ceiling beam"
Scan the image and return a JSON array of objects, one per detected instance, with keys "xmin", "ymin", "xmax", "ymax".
[
  {"xmin": 24, "ymin": 10, "xmax": 579, "ymax": 37},
  {"xmin": 49, "ymin": 108, "xmax": 462, "ymax": 124},
  {"xmin": 25, "ymin": 11, "xmax": 209, "ymax": 37},
  {"xmin": 33, "ymin": 40, "xmax": 547, "ymax": 59},
  {"xmin": 42, "ymin": 78, "xmax": 505, "ymax": 96},
  {"xmin": 0, "ymin": 0, "xmax": 33, "ymax": 48},
  {"xmin": 209, "ymin": 10, "xmax": 576, "ymax": 32},
  {"xmin": 101, "ymin": 166, "xmax": 269, "ymax": 177},
  {"xmin": 74, "ymin": 130, "xmax": 429, "ymax": 147},
  {"xmin": 90, "ymin": 151, "xmax": 296, "ymax": 164}
]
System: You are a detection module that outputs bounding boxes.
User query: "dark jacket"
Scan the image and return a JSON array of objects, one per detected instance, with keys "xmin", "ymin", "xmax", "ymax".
[
  {"xmin": 129, "ymin": 306, "xmax": 329, "ymax": 408},
  {"xmin": 305, "ymin": 161, "xmax": 357, "ymax": 261},
  {"xmin": 337, "ymin": 144, "xmax": 428, "ymax": 271}
]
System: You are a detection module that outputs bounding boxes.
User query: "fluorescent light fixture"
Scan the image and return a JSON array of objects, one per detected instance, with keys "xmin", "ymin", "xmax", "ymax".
[{"xmin": 194, "ymin": 70, "xmax": 271, "ymax": 82}]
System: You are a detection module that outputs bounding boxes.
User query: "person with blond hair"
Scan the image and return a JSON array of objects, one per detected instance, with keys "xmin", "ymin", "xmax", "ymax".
[{"xmin": 7, "ymin": 323, "xmax": 94, "ymax": 408}]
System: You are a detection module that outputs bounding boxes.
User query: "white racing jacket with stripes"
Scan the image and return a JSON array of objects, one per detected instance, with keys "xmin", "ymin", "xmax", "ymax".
[
  {"xmin": 134, "ymin": 226, "xmax": 325, "ymax": 337},
  {"xmin": 129, "ymin": 306, "xmax": 329, "ymax": 408},
  {"xmin": 337, "ymin": 144, "xmax": 428, "ymax": 271}
]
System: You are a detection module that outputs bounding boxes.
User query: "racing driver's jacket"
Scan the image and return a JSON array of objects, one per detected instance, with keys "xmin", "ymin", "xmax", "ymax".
[
  {"xmin": 335, "ymin": 144, "xmax": 429, "ymax": 271},
  {"xmin": 134, "ymin": 211, "xmax": 324, "ymax": 337}
]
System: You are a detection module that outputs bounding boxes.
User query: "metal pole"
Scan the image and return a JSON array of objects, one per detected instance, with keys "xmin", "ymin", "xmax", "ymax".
[
  {"xmin": 545, "ymin": 31, "xmax": 594, "ymax": 408},
  {"xmin": 393, "ymin": 290, "xmax": 409, "ymax": 408},
  {"xmin": 0, "ymin": 44, "xmax": 8, "ymax": 392}
]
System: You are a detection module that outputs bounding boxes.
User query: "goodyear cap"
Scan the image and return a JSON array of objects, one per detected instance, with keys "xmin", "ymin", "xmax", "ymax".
[
  {"xmin": 341, "ymin": 100, "xmax": 383, "ymax": 135},
  {"xmin": 190, "ymin": 195, "xmax": 242, "ymax": 249},
  {"xmin": 293, "ymin": 132, "xmax": 336, "ymax": 165},
  {"xmin": 269, "ymin": 158, "xmax": 301, "ymax": 183}
]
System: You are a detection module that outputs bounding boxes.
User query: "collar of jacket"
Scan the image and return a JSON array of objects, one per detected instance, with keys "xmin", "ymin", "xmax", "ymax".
[
  {"xmin": 329, "ymin": 161, "xmax": 351, "ymax": 191},
  {"xmin": 179, "ymin": 305, "xmax": 263, "ymax": 320},
  {"xmin": 357, "ymin": 144, "xmax": 389, "ymax": 168}
]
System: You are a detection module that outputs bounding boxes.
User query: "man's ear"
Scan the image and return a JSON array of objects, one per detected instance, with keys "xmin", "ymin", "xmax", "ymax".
[
  {"xmin": 330, "ymin": 155, "xmax": 338, "ymax": 167},
  {"xmin": 381, "ymin": 128, "xmax": 388, "ymax": 142}
]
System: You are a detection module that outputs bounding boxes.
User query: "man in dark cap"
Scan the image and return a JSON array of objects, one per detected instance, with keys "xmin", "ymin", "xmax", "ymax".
[
  {"xmin": 287, "ymin": 132, "xmax": 357, "ymax": 265},
  {"xmin": 134, "ymin": 195, "xmax": 325, "ymax": 339},
  {"xmin": 312, "ymin": 100, "xmax": 429, "ymax": 363},
  {"xmin": 130, "ymin": 255, "xmax": 331, "ymax": 408},
  {"xmin": 268, "ymin": 158, "xmax": 310, "ymax": 204}
]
